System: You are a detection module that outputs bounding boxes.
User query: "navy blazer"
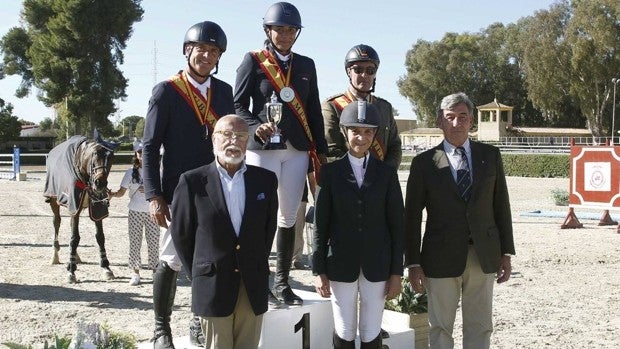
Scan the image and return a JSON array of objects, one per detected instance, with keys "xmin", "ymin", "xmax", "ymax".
[
  {"xmin": 312, "ymin": 155, "xmax": 404, "ymax": 282},
  {"xmin": 170, "ymin": 162, "xmax": 278, "ymax": 317},
  {"xmin": 404, "ymin": 141, "xmax": 515, "ymax": 278},
  {"xmin": 233, "ymin": 49, "xmax": 328, "ymax": 154},
  {"xmin": 142, "ymin": 74, "xmax": 234, "ymax": 203}
]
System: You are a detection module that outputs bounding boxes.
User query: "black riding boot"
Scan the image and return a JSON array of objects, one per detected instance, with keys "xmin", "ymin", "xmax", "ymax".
[
  {"xmin": 153, "ymin": 261, "xmax": 178, "ymax": 349},
  {"xmin": 333, "ymin": 332, "xmax": 355, "ymax": 349},
  {"xmin": 272, "ymin": 226, "xmax": 303, "ymax": 305},
  {"xmin": 189, "ymin": 316, "xmax": 204, "ymax": 346},
  {"xmin": 360, "ymin": 334, "xmax": 382, "ymax": 349}
]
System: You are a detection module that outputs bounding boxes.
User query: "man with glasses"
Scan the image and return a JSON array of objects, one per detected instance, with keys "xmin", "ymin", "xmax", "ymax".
[
  {"xmin": 322, "ymin": 44, "xmax": 402, "ymax": 169},
  {"xmin": 142, "ymin": 21, "xmax": 234, "ymax": 349},
  {"xmin": 170, "ymin": 115, "xmax": 278, "ymax": 349}
]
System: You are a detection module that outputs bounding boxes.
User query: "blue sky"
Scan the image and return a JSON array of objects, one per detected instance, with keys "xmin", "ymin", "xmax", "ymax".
[{"xmin": 0, "ymin": 0, "xmax": 559, "ymax": 124}]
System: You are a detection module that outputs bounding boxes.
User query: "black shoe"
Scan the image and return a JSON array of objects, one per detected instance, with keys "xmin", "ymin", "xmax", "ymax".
[
  {"xmin": 380, "ymin": 328, "xmax": 390, "ymax": 339},
  {"xmin": 292, "ymin": 261, "xmax": 310, "ymax": 270},
  {"xmin": 189, "ymin": 316, "xmax": 204, "ymax": 346},
  {"xmin": 153, "ymin": 333, "xmax": 175, "ymax": 349},
  {"xmin": 268, "ymin": 288, "xmax": 283, "ymax": 309},
  {"xmin": 274, "ymin": 286, "xmax": 303, "ymax": 306}
]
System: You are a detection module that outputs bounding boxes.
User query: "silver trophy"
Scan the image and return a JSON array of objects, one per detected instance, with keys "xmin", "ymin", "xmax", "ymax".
[{"xmin": 264, "ymin": 91, "xmax": 287, "ymax": 150}]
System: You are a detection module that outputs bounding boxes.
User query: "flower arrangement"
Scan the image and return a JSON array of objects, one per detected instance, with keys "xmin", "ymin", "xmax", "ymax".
[
  {"xmin": 384, "ymin": 277, "xmax": 427, "ymax": 314},
  {"xmin": 2, "ymin": 321, "xmax": 136, "ymax": 349}
]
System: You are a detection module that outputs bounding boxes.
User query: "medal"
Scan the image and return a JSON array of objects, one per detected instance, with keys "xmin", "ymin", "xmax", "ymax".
[{"xmin": 280, "ymin": 86, "xmax": 294, "ymax": 102}]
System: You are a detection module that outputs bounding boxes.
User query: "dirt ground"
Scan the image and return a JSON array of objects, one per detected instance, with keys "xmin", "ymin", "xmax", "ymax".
[{"xmin": 1, "ymin": 168, "xmax": 619, "ymax": 348}]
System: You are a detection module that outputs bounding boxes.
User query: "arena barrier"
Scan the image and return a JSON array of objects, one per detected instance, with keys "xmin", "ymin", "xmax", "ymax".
[
  {"xmin": 0, "ymin": 146, "xmax": 21, "ymax": 180},
  {"xmin": 562, "ymin": 140, "xmax": 620, "ymax": 232}
]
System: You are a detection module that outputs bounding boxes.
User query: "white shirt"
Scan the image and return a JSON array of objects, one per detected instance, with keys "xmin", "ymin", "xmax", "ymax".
[
  {"xmin": 120, "ymin": 167, "xmax": 149, "ymax": 212},
  {"xmin": 347, "ymin": 152, "xmax": 370, "ymax": 188},
  {"xmin": 186, "ymin": 73, "xmax": 211, "ymax": 98},
  {"xmin": 216, "ymin": 160, "xmax": 247, "ymax": 236},
  {"xmin": 443, "ymin": 139, "xmax": 473, "ymax": 181}
]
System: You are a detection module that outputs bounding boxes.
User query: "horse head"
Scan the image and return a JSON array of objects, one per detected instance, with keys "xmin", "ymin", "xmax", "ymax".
[{"xmin": 87, "ymin": 129, "xmax": 120, "ymax": 198}]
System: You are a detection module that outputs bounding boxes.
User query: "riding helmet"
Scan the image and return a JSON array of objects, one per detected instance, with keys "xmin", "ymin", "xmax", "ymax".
[
  {"xmin": 340, "ymin": 101, "xmax": 380, "ymax": 128},
  {"xmin": 344, "ymin": 44, "xmax": 380, "ymax": 70},
  {"xmin": 263, "ymin": 2, "xmax": 303, "ymax": 28},
  {"xmin": 183, "ymin": 21, "xmax": 227, "ymax": 54}
]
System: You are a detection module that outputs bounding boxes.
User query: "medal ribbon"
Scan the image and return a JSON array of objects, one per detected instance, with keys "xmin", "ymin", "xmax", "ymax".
[
  {"xmin": 251, "ymin": 49, "xmax": 321, "ymax": 181},
  {"xmin": 168, "ymin": 71, "xmax": 219, "ymax": 133},
  {"xmin": 330, "ymin": 92, "xmax": 385, "ymax": 160}
]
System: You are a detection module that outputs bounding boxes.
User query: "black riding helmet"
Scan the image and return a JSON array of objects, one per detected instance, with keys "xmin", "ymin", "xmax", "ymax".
[
  {"xmin": 263, "ymin": 2, "xmax": 303, "ymax": 28},
  {"xmin": 183, "ymin": 21, "xmax": 227, "ymax": 76},
  {"xmin": 340, "ymin": 101, "xmax": 380, "ymax": 129},
  {"xmin": 263, "ymin": 2, "xmax": 302, "ymax": 54},
  {"xmin": 345, "ymin": 44, "xmax": 380, "ymax": 93}
]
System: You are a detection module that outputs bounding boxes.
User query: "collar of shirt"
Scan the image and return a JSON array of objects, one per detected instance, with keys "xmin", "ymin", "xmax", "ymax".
[
  {"xmin": 443, "ymin": 139, "xmax": 472, "ymax": 180},
  {"xmin": 347, "ymin": 152, "xmax": 369, "ymax": 188},
  {"xmin": 274, "ymin": 50, "xmax": 291, "ymax": 62},
  {"xmin": 186, "ymin": 74, "xmax": 211, "ymax": 98},
  {"xmin": 215, "ymin": 159, "xmax": 247, "ymax": 182}
]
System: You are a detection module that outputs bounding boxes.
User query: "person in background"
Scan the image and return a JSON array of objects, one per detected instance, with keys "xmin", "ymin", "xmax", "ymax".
[
  {"xmin": 313, "ymin": 101, "xmax": 404, "ymax": 349},
  {"xmin": 142, "ymin": 21, "xmax": 234, "ymax": 349},
  {"xmin": 322, "ymin": 44, "xmax": 401, "ymax": 168},
  {"xmin": 110, "ymin": 141, "xmax": 159, "ymax": 286},
  {"xmin": 233, "ymin": 1, "xmax": 328, "ymax": 306},
  {"xmin": 171, "ymin": 115, "xmax": 278, "ymax": 349},
  {"xmin": 405, "ymin": 92, "xmax": 515, "ymax": 349}
]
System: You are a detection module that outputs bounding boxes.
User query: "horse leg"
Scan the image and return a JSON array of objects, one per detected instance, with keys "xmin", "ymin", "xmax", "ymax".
[
  {"xmin": 95, "ymin": 220, "xmax": 114, "ymax": 280},
  {"xmin": 49, "ymin": 198, "xmax": 61, "ymax": 265},
  {"xmin": 66, "ymin": 214, "xmax": 81, "ymax": 283}
]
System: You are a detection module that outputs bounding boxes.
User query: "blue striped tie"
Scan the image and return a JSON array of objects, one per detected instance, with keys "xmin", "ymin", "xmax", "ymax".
[{"xmin": 456, "ymin": 147, "xmax": 472, "ymax": 201}]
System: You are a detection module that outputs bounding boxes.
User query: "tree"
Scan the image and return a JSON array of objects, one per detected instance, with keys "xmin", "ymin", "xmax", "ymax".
[
  {"xmin": 516, "ymin": 0, "xmax": 620, "ymax": 136},
  {"xmin": 116, "ymin": 115, "xmax": 143, "ymax": 137},
  {"xmin": 39, "ymin": 117, "xmax": 54, "ymax": 131},
  {"xmin": 0, "ymin": 98, "xmax": 21, "ymax": 142},
  {"xmin": 0, "ymin": 0, "xmax": 143, "ymax": 136},
  {"xmin": 398, "ymin": 26, "xmax": 529, "ymax": 127},
  {"xmin": 134, "ymin": 118, "xmax": 145, "ymax": 139}
]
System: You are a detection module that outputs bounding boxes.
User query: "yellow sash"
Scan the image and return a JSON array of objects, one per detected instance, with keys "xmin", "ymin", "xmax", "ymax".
[
  {"xmin": 168, "ymin": 71, "xmax": 219, "ymax": 133},
  {"xmin": 330, "ymin": 92, "xmax": 386, "ymax": 160},
  {"xmin": 251, "ymin": 49, "xmax": 322, "ymax": 179}
]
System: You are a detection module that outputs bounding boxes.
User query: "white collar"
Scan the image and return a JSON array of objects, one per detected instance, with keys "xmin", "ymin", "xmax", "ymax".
[
  {"xmin": 186, "ymin": 73, "xmax": 211, "ymax": 89},
  {"xmin": 215, "ymin": 159, "xmax": 247, "ymax": 179},
  {"xmin": 347, "ymin": 152, "xmax": 369, "ymax": 167},
  {"xmin": 274, "ymin": 50, "xmax": 291, "ymax": 62},
  {"xmin": 443, "ymin": 139, "xmax": 471, "ymax": 156}
]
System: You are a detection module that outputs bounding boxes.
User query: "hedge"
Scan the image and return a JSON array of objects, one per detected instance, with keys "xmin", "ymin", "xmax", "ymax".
[{"xmin": 399, "ymin": 153, "xmax": 569, "ymax": 178}]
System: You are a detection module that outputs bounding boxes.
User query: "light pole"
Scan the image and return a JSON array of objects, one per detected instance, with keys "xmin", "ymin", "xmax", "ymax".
[{"xmin": 612, "ymin": 78, "xmax": 619, "ymax": 145}]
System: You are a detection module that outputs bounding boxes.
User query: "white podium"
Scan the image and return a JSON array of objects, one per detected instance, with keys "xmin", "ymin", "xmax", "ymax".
[{"xmin": 139, "ymin": 289, "xmax": 415, "ymax": 349}]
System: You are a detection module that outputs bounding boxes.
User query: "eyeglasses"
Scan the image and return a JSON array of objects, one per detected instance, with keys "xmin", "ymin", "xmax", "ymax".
[
  {"xmin": 350, "ymin": 66, "xmax": 377, "ymax": 75},
  {"xmin": 214, "ymin": 130, "xmax": 249, "ymax": 141}
]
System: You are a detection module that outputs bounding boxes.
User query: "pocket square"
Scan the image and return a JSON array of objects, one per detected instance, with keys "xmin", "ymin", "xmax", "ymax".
[{"xmin": 257, "ymin": 193, "xmax": 265, "ymax": 200}]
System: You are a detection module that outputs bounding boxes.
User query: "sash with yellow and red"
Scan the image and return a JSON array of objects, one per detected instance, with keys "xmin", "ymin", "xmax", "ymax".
[
  {"xmin": 168, "ymin": 71, "xmax": 220, "ymax": 134},
  {"xmin": 331, "ymin": 92, "xmax": 386, "ymax": 160},
  {"xmin": 251, "ymin": 49, "xmax": 322, "ymax": 180}
]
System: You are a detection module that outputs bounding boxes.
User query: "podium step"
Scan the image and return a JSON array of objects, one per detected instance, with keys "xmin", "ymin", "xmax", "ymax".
[{"xmin": 138, "ymin": 289, "xmax": 417, "ymax": 349}]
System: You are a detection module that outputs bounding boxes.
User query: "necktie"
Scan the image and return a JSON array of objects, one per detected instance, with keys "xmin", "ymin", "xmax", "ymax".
[{"xmin": 456, "ymin": 147, "xmax": 472, "ymax": 201}]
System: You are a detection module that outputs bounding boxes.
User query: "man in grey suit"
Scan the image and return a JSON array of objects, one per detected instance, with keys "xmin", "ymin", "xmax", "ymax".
[
  {"xmin": 405, "ymin": 92, "xmax": 515, "ymax": 349},
  {"xmin": 170, "ymin": 115, "xmax": 278, "ymax": 349}
]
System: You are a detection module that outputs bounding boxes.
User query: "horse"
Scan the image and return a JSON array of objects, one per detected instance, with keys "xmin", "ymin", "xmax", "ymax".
[{"xmin": 43, "ymin": 130, "xmax": 119, "ymax": 283}]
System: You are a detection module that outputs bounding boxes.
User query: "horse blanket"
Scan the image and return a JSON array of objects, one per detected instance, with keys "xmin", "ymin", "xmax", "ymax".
[{"xmin": 44, "ymin": 135, "xmax": 109, "ymax": 220}]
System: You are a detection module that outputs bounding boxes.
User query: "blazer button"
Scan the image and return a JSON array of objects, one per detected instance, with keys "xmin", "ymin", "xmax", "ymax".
[
  {"xmin": 234, "ymin": 268, "xmax": 239, "ymax": 273},
  {"xmin": 236, "ymin": 245, "xmax": 241, "ymax": 250}
]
